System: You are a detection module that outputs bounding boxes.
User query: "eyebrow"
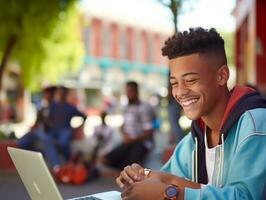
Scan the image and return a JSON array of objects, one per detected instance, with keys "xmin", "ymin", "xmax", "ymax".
[{"xmin": 170, "ymin": 72, "xmax": 199, "ymax": 79}]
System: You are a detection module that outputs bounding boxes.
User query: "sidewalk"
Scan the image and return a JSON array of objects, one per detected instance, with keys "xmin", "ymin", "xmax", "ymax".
[{"xmin": 0, "ymin": 132, "xmax": 169, "ymax": 199}]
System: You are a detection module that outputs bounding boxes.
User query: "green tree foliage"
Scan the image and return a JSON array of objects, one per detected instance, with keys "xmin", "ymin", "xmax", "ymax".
[
  {"xmin": 220, "ymin": 31, "xmax": 234, "ymax": 67},
  {"xmin": 157, "ymin": 0, "xmax": 191, "ymax": 33},
  {"xmin": 0, "ymin": 0, "xmax": 83, "ymax": 91}
]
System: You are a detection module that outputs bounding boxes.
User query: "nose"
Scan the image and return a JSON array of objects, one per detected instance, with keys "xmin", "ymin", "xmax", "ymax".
[{"xmin": 172, "ymin": 81, "xmax": 190, "ymax": 99}]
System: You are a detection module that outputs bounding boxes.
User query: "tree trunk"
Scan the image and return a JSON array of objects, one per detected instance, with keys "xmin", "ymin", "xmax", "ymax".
[
  {"xmin": 173, "ymin": 14, "xmax": 178, "ymax": 33},
  {"xmin": 0, "ymin": 35, "xmax": 16, "ymax": 92},
  {"xmin": 170, "ymin": 0, "xmax": 179, "ymax": 33}
]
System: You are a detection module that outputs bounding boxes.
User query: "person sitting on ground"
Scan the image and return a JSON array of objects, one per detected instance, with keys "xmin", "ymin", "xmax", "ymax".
[
  {"xmin": 17, "ymin": 86, "xmax": 60, "ymax": 170},
  {"xmin": 116, "ymin": 27, "xmax": 266, "ymax": 200},
  {"xmin": 48, "ymin": 86, "xmax": 87, "ymax": 162},
  {"xmin": 103, "ymin": 81, "xmax": 154, "ymax": 170}
]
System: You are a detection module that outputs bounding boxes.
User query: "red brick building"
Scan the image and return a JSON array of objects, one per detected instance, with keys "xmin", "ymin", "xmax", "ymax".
[
  {"xmin": 79, "ymin": 15, "xmax": 171, "ymax": 95},
  {"xmin": 233, "ymin": 0, "xmax": 266, "ymax": 94}
]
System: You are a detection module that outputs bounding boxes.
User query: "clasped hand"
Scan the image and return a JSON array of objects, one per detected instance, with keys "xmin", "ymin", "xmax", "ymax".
[
  {"xmin": 116, "ymin": 163, "xmax": 145, "ymax": 188},
  {"xmin": 116, "ymin": 163, "xmax": 167, "ymax": 200}
]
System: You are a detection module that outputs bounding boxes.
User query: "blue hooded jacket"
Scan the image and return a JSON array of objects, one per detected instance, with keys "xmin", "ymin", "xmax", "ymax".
[{"xmin": 161, "ymin": 86, "xmax": 266, "ymax": 199}]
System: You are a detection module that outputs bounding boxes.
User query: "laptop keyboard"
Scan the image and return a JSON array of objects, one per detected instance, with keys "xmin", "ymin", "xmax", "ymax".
[{"xmin": 72, "ymin": 196, "xmax": 102, "ymax": 200}]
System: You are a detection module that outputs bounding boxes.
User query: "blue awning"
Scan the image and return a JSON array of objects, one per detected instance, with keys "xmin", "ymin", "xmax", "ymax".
[{"xmin": 83, "ymin": 55, "xmax": 169, "ymax": 75}]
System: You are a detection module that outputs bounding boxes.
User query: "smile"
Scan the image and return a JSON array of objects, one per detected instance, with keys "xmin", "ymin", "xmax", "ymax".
[{"xmin": 179, "ymin": 98, "xmax": 199, "ymax": 108}]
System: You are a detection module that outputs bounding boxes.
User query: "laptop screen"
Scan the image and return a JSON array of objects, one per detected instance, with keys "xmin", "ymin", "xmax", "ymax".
[{"xmin": 8, "ymin": 147, "xmax": 121, "ymax": 200}]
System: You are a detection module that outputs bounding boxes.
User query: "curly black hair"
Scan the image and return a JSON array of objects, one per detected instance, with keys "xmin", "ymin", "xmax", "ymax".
[
  {"xmin": 126, "ymin": 81, "xmax": 138, "ymax": 90},
  {"xmin": 162, "ymin": 27, "xmax": 227, "ymax": 64}
]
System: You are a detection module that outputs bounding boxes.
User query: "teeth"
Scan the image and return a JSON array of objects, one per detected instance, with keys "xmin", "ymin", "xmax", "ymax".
[{"xmin": 180, "ymin": 99, "xmax": 198, "ymax": 107}]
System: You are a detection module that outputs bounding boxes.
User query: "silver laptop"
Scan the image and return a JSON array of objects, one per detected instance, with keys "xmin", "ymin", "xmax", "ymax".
[{"xmin": 7, "ymin": 147, "xmax": 121, "ymax": 200}]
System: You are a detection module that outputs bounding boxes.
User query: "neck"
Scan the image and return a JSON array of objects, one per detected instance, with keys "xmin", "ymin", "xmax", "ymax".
[
  {"xmin": 202, "ymin": 87, "xmax": 230, "ymax": 133},
  {"xmin": 206, "ymin": 126, "xmax": 220, "ymax": 147}
]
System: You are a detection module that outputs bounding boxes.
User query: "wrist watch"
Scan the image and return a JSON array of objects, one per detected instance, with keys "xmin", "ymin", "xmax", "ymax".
[{"xmin": 164, "ymin": 184, "xmax": 179, "ymax": 200}]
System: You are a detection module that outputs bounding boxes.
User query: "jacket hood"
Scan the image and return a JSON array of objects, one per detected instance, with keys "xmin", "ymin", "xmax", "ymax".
[
  {"xmin": 190, "ymin": 85, "xmax": 266, "ymax": 184},
  {"xmin": 191, "ymin": 85, "xmax": 266, "ymax": 143}
]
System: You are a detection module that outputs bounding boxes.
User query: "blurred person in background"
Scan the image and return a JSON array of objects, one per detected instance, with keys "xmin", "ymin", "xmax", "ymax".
[
  {"xmin": 17, "ymin": 86, "xmax": 60, "ymax": 170},
  {"xmin": 0, "ymin": 93, "xmax": 10, "ymax": 123},
  {"xmin": 116, "ymin": 27, "xmax": 266, "ymax": 200},
  {"xmin": 103, "ymin": 81, "xmax": 154, "ymax": 170},
  {"xmin": 48, "ymin": 86, "xmax": 87, "ymax": 162},
  {"xmin": 93, "ymin": 111, "xmax": 114, "ymax": 158},
  {"xmin": 167, "ymin": 81, "xmax": 184, "ymax": 144}
]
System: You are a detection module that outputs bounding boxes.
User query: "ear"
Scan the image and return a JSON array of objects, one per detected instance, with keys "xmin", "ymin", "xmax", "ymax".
[{"xmin": 217, "ymin": 65, "xmax": 229, "ymax": 86}]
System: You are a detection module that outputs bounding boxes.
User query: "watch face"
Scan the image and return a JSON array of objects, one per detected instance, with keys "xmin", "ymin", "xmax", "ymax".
[{"xmin": 166, "ymin": 185, "xmax": 177, "ymax": 198}]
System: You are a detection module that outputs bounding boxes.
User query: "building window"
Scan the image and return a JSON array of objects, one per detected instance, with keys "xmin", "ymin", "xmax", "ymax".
[
  {"xmin": 119, "ymin": 27, "xmax": 126, "ymax": 60},
  {"xmin": 134, "ymin": 30, "xmax": 141, "ymax": 62},
  {"xmin": 83, "ymin": 27, "xmax": 90, "ymax": 54},
  {"xmin": 102, "ymin": 23, "xmax": 110, "ymax": 57},
  {"xmin": 147, "ymin": 33, "xmax": 153, "ymax": 63}
]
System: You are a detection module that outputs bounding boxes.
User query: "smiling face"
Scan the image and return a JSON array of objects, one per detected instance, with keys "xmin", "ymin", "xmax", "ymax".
[{"xmin": 169, "ymin": 53, "xmax": 228, "ymax": 120}]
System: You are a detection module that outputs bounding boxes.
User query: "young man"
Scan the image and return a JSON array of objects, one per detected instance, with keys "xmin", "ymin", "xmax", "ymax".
[
  {"xmin": 103, "ymin": 81, "xmax": 154, "ymax": 170},
  {"xmin": 116, "ymin": 27, "xmax": 266, "ymax": 200}
]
